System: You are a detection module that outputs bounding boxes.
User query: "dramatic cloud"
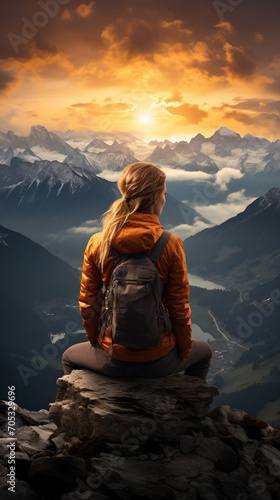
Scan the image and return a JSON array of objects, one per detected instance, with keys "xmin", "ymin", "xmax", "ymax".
[
  {"xmin": 0, "ymin": 68, "xmax": 17, "ymax": 92},
  {"xmin": 224, "ymin": 43, "xmax": 256, "ymax": 78},
  {"xmin": 1, "ymin": 0, "xmax": 280, "ymax": 139}
]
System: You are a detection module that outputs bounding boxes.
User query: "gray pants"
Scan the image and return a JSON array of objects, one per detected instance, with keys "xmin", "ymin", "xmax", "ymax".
[{"xmin": 62, "ymin": 340, "xmax": 212, "ymax": 381}]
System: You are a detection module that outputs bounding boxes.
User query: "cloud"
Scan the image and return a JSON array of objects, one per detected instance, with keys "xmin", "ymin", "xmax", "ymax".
[
  {"xmin": 195, "ymin": 190, "xmax": 256, "ymax": 225},
  {"xmin": 228, "ymin": 98, "xmax": 280, "ymax": 113},
  {"xmin": 160, "ymin": 166, "xmax": 213, "ymax": 182},
  {"xmin": 168, "ymin": 219, "xmax": 212, "ymax": 241},
  {"xmin": 71, "ymin": 100, "xmax": 134, "ymax": 113},
  {"xmin": 0, "ymin": 68, "xmax": 18, "ymax": 92},
  {"xmin": 1, "ymin": 0, "xmax": 280, "ymax": 139},
  {"xmin": 165, "ymin": 103, "xmax": 208, "ymax": 124},
  {"xmin": 76, "ymin": 2, "xmax": 95, "ymax": 18},
  {"xmin": 215, "ymin": 167, "xmax": 244, "ymax": 191},
  {"xmin": 214, "ymin": 21, "xmax": 234, "ymax": 34},
  {"xmin": 224, "ymin": 43, "xmax": 256, "ymax": 78},
  {"xmin": 63, "ymin": 219, "xmax": 101, "ymax": 238},
  {"xmin": 97, "ymin": 170, "xmax": 122, "ymax": 182},
  {"xmin": 101, "ymin": 10, "xmax": 194, "ymax": 61},
  {"xmin": 61, "ymin": 9, "xmax": 72, "ymax": 22},
  {"xmin": 97, "ymin": 166, "xmax": 213, "ymax": 184}
]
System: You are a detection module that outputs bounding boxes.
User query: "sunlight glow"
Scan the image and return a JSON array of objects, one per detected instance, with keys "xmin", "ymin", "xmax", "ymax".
[{"xmin": 138, "ymin": 113, "xmax": 154, "ymax": 125}]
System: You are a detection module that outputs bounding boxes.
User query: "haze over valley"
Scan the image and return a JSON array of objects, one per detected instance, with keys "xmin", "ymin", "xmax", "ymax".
[{"xmin": 0, "ymin": 125, "xmax": 279, "ymax": 424}]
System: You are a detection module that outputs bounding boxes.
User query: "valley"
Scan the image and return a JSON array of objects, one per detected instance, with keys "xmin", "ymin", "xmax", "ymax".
[{"xmin": 0, "ymin": 124, "xmax": 279, "ymax": 424}]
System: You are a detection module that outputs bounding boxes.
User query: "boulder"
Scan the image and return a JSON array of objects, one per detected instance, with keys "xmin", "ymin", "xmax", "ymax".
[
  {"xmin": 1, "ymin": 370, "xmax": 280, "ymax": 498},
  {"xmin": 49, "ymin": 370, "xmax": 218, "ymax": 446}
]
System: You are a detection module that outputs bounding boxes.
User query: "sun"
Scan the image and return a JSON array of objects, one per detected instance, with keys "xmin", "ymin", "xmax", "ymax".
[{"xmin": 138, "ymin": 113, "xmax": 154, "ymax": 125}]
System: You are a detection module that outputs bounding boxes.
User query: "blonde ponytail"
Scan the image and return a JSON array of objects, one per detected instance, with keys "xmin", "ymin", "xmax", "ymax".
[{"xmin": 98, "ymin": 162, "xmax": 166, "ymax": 269}]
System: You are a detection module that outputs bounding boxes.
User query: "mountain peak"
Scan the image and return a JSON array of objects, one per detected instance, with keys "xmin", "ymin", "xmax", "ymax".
[
  {"xmin": 262, "ymin": 187, "xmax": 280, "ymax": 205},
  {"xmin": 215, "ymin": 126, "xmax": 240, "ymax": 137}
]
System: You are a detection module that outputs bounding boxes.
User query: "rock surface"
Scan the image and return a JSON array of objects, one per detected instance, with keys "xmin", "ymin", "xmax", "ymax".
[{"xmin": 0, "ymin": 370, "xmax": 279, "ymax": 499}]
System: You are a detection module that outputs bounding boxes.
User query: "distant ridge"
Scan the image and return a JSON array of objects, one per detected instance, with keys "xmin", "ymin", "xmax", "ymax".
[{"xmin": 184, "ymin": 188, "xmax": 280, "ymax": 287}]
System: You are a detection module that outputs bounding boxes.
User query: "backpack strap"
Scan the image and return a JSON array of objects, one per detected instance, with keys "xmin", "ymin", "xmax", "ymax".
[
  {"xmin": 149, "ymin": 231, "xmax": 171, "ymax": 263},
  {"xmin": 110, "ymin": 247, "xmax": 124, "ymax": 265}
]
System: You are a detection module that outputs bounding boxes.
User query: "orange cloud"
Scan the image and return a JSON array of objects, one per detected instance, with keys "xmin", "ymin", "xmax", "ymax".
[
  {"xmin": 165, "ymin": 103, "xmax": 208, "ymax": 124},
  {"xmin": 214, "ymin": 21, "xmax": 234, "ymax": 33},
  {"xmin": 76, "ymin": 2, "xmax": 95, "ymax": 18},
  {"xmin": 254, "ymin": 32, "xmax": 264, "ymax": 43},
  {"xmin": 61, "ymin": 9, "xmax": 72, "ymax": 22},
  {"xmin": 71, "ymin": 100, "xmax": 134, "ymax": 113}
]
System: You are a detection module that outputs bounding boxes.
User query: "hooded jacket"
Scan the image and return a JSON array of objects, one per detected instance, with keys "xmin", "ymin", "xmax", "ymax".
[{"xmin": 79, "ymin": 212, "xmax": 192, "ymax": 362}]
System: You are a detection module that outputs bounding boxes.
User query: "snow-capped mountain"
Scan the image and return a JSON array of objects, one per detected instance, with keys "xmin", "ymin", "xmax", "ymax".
[
  {"xmin": 0, "ymin": 126, "xmax": 141, "ymax": 171},
  {"xmin": 0, "ymin": 125, "xmax": 74, "ymax": 155},
  {"xmin": 0, "ymin": 125, "xmax": 279, "ymax": 177},
  {"xmin": 0, "ymin": 157, "xmax": 117, "ymax": 245},
  {"xmin": 86, "ymin": 140, "xmax": 139, "ymax": 171},
  {"xmin": 145, "ymin": 126, "xmax": 278, "ymax": 174},
  {"xmin": 0, "ymin": 154, "xmax": 209, "ymax": 267},
  {"xmin": 146, "ymin": 143, "xmax": 219, "ymax": 173}
]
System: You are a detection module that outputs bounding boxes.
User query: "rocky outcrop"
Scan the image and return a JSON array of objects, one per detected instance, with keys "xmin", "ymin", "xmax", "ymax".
[{"xmin": 0, "ymin": 370, "xmax": 280, "ymax": 499}]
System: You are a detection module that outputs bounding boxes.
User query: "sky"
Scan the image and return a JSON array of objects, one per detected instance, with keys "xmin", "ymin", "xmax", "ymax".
[{"xmin": 1, "ymin": 0, "xmax": 280, "ymax": 141}]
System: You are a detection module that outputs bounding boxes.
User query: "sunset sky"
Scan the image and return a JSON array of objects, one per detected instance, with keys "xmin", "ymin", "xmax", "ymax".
[{"xmin": 1, "ymin": 0, "xmax": 280, "ymax": 141}]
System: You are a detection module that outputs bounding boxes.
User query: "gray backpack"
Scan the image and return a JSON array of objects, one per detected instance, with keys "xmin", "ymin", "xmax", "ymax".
[{"xmin": 99, "ymin": 231, "xmax": 172, "ymax": 349}]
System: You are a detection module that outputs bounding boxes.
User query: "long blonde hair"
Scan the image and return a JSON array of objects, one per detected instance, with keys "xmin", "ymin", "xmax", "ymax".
[{"xmin": 98, "ymin": 162, "xmax": 166, "ymax": 269}]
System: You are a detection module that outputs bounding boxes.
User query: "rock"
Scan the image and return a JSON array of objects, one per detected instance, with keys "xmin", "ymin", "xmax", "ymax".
[
  {"xmin": 256, "ymin": 444, "xmax": 280, "ymax": 477},
  {"xmin": 1, "ymin": 369, "xmax": 280, "ymax": 498},
  {"xmin": 196, "ymin": 437, "xmax": 239, "ymax": 472},
  {"xmin": 90, "ymin": 454, "xmax": 169, "ymax": 499},
  {"xmin": 28, "ymin": 455, "xmax": 88, "ymax": 495},
  {"xmin": 0, "ymin": 480, "xmax": 44, "ymax": 499},
  {"xmin": 13, "ymin": 406, "xmax": 50, "ymax": 427},
  {"xmin": 15, "ymin": 425, "xmax": 54, "ymax": 456},
  {"xmin": 49, "ymin": 370, "xmax": 218, "ymax": 446},
  {"xmin": 180, "ymin": 435, "xmax": 196, "ymax": 455}
]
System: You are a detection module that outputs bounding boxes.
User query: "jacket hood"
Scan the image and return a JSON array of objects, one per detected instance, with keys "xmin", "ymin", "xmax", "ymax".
[{"xmin": 111, "ymin": 213, "xmax": 164, "ymax": 254}]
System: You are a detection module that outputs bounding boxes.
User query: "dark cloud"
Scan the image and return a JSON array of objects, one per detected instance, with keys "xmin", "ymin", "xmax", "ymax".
[
  {"xmin": 1, "ymin": 0, "xmax": 279, "ymax": 76},
  {"xmin": 225, "ymin": 43, "xmax": 256, "ymax": 77},
  {"xmin": 223, "ymin": 98, "xmax": 280, "ymax": 114},
  {"xmin": 0, "ymin": 68, "xmax": 17, "ymax": 91}
]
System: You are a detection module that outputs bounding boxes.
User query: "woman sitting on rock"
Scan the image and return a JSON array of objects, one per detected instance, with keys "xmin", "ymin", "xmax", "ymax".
[{"xmin": 62, "ymin": 162, "xmax": 212, "ymax": 381}]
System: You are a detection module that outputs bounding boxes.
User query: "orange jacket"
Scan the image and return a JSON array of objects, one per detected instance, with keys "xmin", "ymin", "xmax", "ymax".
[{"xmin": 79, "ymin": 212, "xmax": 192, "ymax": 362}]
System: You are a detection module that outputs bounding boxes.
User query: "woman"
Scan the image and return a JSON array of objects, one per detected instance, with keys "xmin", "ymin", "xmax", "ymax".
[{"xmin": 62, "ymin": 162, "xmax": 212, "ymax": 380}]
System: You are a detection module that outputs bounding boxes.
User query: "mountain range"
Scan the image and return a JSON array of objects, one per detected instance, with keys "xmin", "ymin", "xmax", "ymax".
[
  {"xmin": 0, "ymin": 224, "xmax": 82, "ymax": 410},
  {"xmin": 1, "ymin": 125, "xmax": 280, "ymax": 177},
  {"xmin": 184, "ymin": 187, "xmax": 280, "ymax": 289},
  {"xmin": 0, "ymin": 151, "xmax": 209, "ymax": 266},
  {"xmin": 1, "ymin": 186, "xmax": 280, "ymax": 411}
]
